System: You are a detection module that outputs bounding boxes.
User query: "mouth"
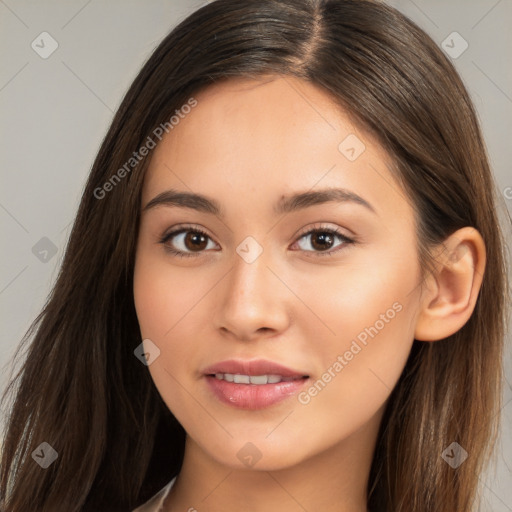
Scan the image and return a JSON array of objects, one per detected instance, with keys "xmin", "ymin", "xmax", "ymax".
[
  {"xmin": 202, "ymin": 359, "xmax": 310, "ymax": 410},
  {"xmin": 212, "ymin": 373, "xmax": 304, "ymax": 384}
]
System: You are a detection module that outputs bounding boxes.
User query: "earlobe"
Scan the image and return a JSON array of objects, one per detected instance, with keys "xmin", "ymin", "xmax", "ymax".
[{"xmin": 414, "ymin": 227, "xmax": 486, "ymax": 342}]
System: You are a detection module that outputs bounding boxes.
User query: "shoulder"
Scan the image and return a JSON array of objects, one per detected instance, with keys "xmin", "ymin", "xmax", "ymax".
[{"xmin": 132, "ymin": 477, "xmax": 177, "ymax": 512}]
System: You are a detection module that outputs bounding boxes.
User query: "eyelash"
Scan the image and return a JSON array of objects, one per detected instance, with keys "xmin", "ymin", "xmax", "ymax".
[{"xmin": 158, "ymin": 224, "xmax": 355, "ymax": 259}]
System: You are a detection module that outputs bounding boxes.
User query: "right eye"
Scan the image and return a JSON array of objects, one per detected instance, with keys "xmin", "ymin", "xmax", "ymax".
[{"xmin": 159, "ymin": 226, "xmax": 218, "ymax": 258}]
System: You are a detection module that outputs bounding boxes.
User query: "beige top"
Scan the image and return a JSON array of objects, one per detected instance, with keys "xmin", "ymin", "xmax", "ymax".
[{"xmin": 132, "ymin": 477, "xmax": 177, "ymax": 512}]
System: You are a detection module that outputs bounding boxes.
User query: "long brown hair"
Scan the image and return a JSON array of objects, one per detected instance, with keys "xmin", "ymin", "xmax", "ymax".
[{"xmin": 1, "ymin": 0, "xmax": 509, "ymax": 510}]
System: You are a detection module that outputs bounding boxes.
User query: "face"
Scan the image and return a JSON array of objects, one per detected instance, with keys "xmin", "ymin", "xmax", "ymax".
[{"xmin": 133, "ymin": 76, "xmax": 424, "ymax": 471}]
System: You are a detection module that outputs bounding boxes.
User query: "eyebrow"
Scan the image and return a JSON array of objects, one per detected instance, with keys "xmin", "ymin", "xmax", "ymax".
[{"xmin": 143, "ymin": 187, "xmax": 376, "ymax": 217}]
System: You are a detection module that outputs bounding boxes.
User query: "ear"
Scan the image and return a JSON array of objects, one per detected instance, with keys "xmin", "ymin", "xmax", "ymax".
[{"xmin": 414, "ymin": 227, "xmax": 486, "ymax": 342}]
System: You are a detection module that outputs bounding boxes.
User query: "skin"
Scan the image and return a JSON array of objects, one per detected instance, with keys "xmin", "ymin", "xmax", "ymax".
[{"xmin": 133, "ymin": 75, "xmax": 485, "ymax": 512}]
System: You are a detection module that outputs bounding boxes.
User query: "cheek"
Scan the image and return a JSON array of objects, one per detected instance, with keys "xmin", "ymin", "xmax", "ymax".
[
  {"xmin": 293, "ymin": 242, "xmax": 420, "ymax": 354},
  {"xmin": 295, "ymin": 312, "xmax": 414, "ymax": 454},
  {"xmin": 285, "ymin": 304, "xmax": 415, "ymax": 468},
  {"xmin": 133, "ymin": 253, "xmax": 202, "ymax": 413},
  {"xmin": 290, "ymin": 248, "xmax": 419, "ymax": 419},
  {"xmin": 133, "ymin": 249, "xmax": 200, "ymax": 340},
  {"xmin": 133, "ymin": 248, "xmax": 214, "ymax": 385},
  {"xmin": 298, "ymin": 306, "xmax": 417, "ymax": 445}
]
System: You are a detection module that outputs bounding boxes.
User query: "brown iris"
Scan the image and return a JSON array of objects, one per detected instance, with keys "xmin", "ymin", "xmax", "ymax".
[
  {"xmin": 309, "ymin": 232, "xmax": 334, "ymax": 251},
  {"xmin": 184, "ymin": 231, "xmax": 209, "ymax": 252}
]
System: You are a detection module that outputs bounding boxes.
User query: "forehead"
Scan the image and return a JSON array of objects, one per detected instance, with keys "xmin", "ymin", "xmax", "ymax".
[{"xmin": 142, "ymin": 76, "xmax": 412, "ymax": 223}]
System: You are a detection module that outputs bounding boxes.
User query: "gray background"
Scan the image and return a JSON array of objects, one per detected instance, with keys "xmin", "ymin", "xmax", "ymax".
[{"xmin": 1, "ymin": 0, "xmax": 511, "ymax": 509}]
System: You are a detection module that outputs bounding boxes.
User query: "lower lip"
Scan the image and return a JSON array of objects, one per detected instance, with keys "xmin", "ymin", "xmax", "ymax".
[{"xmin": 205, "ymin": 375, "xmax": 308, "ymax": 410}]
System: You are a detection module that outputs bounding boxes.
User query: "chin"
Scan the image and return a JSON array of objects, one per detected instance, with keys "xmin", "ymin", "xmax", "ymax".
[{"xmin": 197, "ymin": 434, "xmax": 314, "ymax": 472}]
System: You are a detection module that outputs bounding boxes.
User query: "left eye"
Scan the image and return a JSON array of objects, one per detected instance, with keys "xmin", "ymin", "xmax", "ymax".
[{"xmin": 293, "ymin": 228, "xmax": 353, "ymax": 255}]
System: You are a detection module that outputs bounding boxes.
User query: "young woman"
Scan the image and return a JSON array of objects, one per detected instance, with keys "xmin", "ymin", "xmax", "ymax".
[{"xmin": 1, "ymin": 1, "xmax": 509, "ymax": 511}]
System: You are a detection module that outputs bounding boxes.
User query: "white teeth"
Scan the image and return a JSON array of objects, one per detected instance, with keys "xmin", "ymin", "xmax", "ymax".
[
  {"xmin": 213, "ymin": 373, "xmax": 302, "ymax": 385},
  {"xmin": 249, "ymin": 375, "xmax": 268, "ymax": 385},
  {"xmin": 233, "ymin": 374, "xmax": 250, "ymax": 384}
]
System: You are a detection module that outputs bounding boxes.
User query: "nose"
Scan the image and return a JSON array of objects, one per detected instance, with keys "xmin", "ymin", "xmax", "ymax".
[{"xmin": 213, "ymin": 247, "xmax": 291, "ymax": 342}]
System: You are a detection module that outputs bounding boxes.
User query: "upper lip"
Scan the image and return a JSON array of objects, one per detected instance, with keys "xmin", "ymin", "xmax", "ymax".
[{"xmin": 203, "ymin": 359, "xmax": 309, "ymax": 378}]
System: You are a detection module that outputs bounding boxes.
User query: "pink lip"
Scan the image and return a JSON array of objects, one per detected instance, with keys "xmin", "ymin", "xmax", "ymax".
[
  {"xmin": 203, "ymin": 359, "xmax": 309, "ymax": 410},
  {"xmin": 203, "ymin": 359, "xmax": 308, "ymax": 377}
]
